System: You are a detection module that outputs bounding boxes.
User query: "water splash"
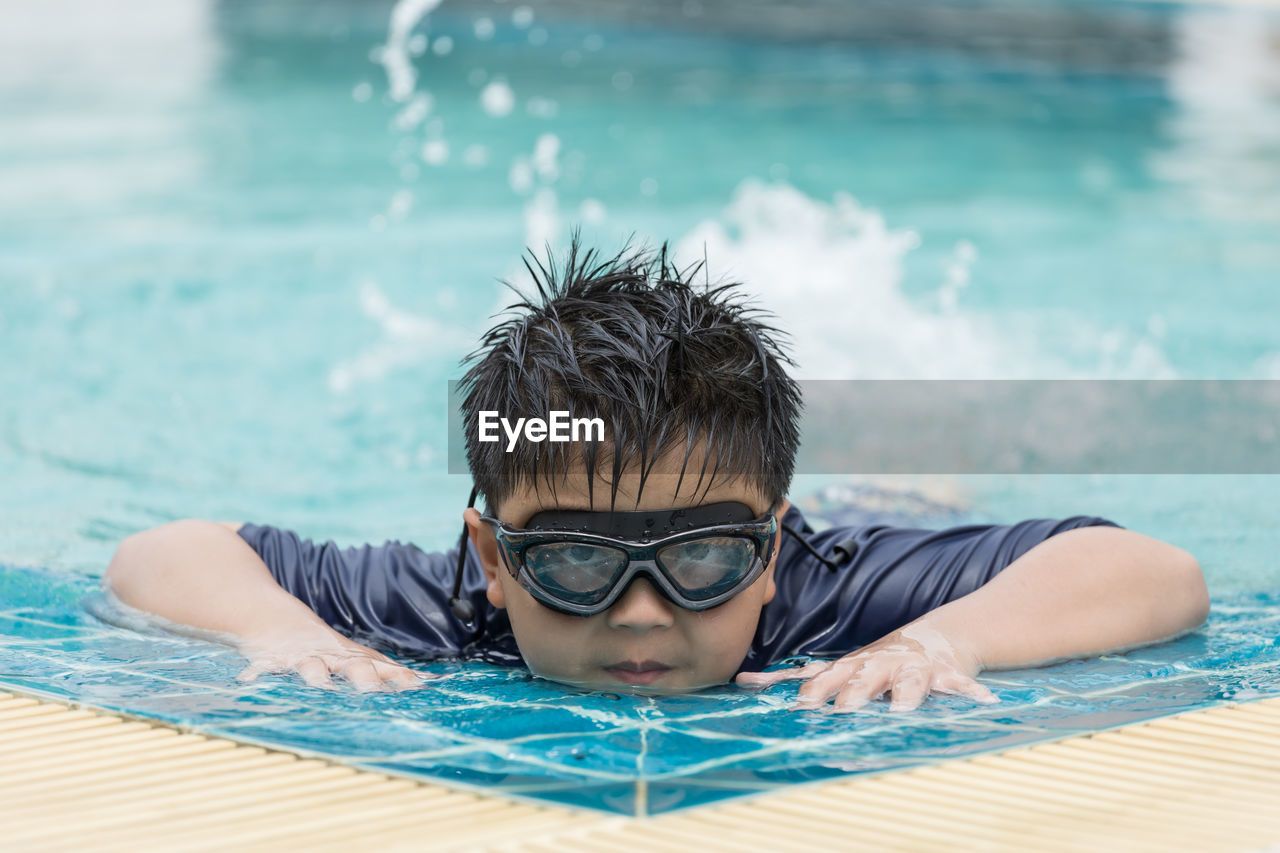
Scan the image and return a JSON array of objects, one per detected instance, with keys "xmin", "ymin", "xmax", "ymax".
[
  {"xmin": 1152, "ymin": 7, "xmax": 1280, "ymax": 223},
  {"xmin": 394, "ymin": 93, "xmax": 434, "ymax": 131},
  {"xmin": 379, "ymin": 0, "xmax": 444, "ymax": 103},
  {"xmin": 676, "ymin": 181, "xmax": 1008, "ymax": 379},
  {"xmin": 505, "ymin": 133, "xmax": 565, "ymax": 254},
  {"xmin": 328, "ymin": 281, "xmax": 467, "ymax": 394},
  {"xmin": 676, "ymin": 180, "xmax": 1175, "ymax": 380},
  {"xmin": 480, "ymin": 80, "xmax": 516, "ymax": 117}
]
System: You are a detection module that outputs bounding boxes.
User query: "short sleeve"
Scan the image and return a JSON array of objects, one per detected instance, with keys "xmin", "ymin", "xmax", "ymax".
[
  {"xmin": 744, "ymin": 509, "xmax": 1121, "ymax": 669},
  {"xmin": 235, "ymin": 524, "xmax": 517, "ymax": 661}
]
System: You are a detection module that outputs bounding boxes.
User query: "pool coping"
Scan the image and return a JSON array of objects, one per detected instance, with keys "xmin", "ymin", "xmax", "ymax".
[{"xmin": 2, "ymin": 684, "xmax": 1277, "ymax": 851}]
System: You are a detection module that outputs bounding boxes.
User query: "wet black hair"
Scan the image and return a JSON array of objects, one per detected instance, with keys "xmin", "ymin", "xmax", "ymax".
[{"xmin": 458, "ymin": 237, "xmax": 802, "ymax": 513}]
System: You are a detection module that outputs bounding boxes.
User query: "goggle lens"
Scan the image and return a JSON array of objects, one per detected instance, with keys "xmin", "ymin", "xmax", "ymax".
[
  {"xmin": 526, "ymin": 542, "xmax": 627, "ymax": 602},
  {"xmin": 484, "ymin": 501, "xmax": 778, "ymax": 616},
  {"xmin": 657, "ymin": 537, "xmax": 757, "ymax": 599},
  {"xmin": 525, "ymin": 536, "xmax": 758, "ymax": 604}
]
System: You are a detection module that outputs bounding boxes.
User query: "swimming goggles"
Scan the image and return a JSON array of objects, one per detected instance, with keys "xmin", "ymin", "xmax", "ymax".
[
  {"xmin": 446, "ymin": 487, "xmax": 848, "ymax": 624},
  {"xmin": 482, "ymin": 501, "xmax": 780, "ymax": 617}
]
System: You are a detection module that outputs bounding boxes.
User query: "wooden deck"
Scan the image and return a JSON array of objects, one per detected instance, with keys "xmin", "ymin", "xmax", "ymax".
[{"xmin": 2, "ymin": 688, "xmax": 1278, "ymax": 851}]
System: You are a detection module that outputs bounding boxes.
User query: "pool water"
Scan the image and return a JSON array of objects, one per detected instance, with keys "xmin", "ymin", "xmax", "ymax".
[
  {"xmin": 2, "ymin": 0, "xmax": 1280, "ymax": 818},
  {"xmin": 2, "ymin": 507, "xmax": 1278, "ymax": 816}
]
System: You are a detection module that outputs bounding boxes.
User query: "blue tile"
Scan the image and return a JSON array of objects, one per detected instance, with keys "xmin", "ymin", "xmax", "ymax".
[
  {"xmin": 1025, "ymin": 688, "xmax": 1221, "ymax": 732},
  {"xmin": 0, "ymin": 614, "xmax": 91, "ymax": 641},
  {"xmin": 0, "ymin": 646, "xmax": 80, "ymax": 683},
  {"xmin": 117, "ymin": 688, "xmax": 312, "ymax": 726},
  {"xmin": 207, "ymin": 710, "xmax": 470, "ymax": 759},
  {"xmin": 504, "ymin": 730, "xmax": 657, "ymax": 777},
  {"xmin": 519, "ymin": 782, "xmax": 641, "ymax": 815},
  {"xmin": 636, "ymin": 779, "xmax": 757, "ymax": 814},
  {"xmin": 649, "ymin": 767, "xmax": 849, "ymax": 810},
  {"xmin": 0, "ymin": 566, "xmax": 93, "ymax": 611},
  {"xmin": 387, "ymin": 702, "xmax": 627, "ymax": 742},
  {"xmin": 370, "ymin": 752, "xmax": 610, "ymax": 786}
]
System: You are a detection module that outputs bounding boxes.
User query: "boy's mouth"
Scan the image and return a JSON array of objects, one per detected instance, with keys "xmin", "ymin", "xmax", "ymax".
[{"xmin": 604, "ymin": 660, "xmax": 672, "ymax": 685}]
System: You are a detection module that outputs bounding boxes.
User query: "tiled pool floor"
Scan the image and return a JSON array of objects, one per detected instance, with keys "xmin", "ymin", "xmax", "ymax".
[{"xmin": 1, "ymin": 560, "xmax": 1278, "ymax": 816}]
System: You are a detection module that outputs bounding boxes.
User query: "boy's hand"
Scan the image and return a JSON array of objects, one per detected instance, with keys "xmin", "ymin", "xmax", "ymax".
[
  {"xmin": 735, "ymin": 623, "xmax": 999, "ymax": 713},
  {"xmin": 237, "ymin": 626, "xmax": 437, "ymax": 692}
]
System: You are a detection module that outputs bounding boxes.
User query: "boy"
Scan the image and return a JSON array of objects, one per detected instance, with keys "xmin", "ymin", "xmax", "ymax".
[{"xmin": 106, "ymin": 243, "xmax": 1209, "ymax": 712}]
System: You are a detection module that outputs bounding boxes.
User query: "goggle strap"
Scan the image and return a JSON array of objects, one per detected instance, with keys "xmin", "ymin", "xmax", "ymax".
[
  {"xmin": 779, "ymin": 520, "xmax": 844, "ymax": 572},
  {"xmin": 449, "ymin": 485, "xmax": 480, "ymax": 624}
]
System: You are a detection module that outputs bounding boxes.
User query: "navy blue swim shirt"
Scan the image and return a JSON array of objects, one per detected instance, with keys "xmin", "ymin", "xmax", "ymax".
[{"xmin": 236, "ymin": 506, "xmax": 1117, "ymax": 672}]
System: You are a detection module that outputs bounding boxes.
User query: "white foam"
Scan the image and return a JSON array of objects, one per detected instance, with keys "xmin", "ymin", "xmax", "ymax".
[
  {"xmin": 531, "ymin": 133, "xmax": 560, "ymax": 181},
  {"xmin": 512, "ymin": 6, "xmax": 535, "ymax": 29},
  {"xmin": 328, "ymin": 281, "xmax": 468, "ymax": 394},
  {"xmin": 480, "ymin": 80, "xmax": 516, "ymax": 117},
  {"xmin": 379, "ymin": 0, "xmax": 443, "ymax": 103},
  {"xmin": 1153, "ymin": 7, "xmax": 1280, "ymax": 222},
  {"xmin": 674, "ymin": 180, "xmax": 1176, "ymax": 380},
  {"xmin": 393, "ymin": 93, "xmax": 434, "ymax": 131},
  {"xmin": 387, "ymin": 189, "xmax": 413, "ymax": 220},
  {"xmin": 579, "ymin": 198, "xmax": 607, "ymax": 225},
  {"xmin": 508, "ymin": 158, "xmax": 534, "ymax": 194},
  {"xmin": 526, "ymin": 96, "xmax": 559, "ymax": 119},
  {"xmin": 524, "ymin": 188, "xmax": 560, "ymax": 254},
  {"xmin": 1253, "ymin": 352, "xmax": 1280, "ymax": 379},
  {"xmin": 421, "ymin": 139, "xmax": 449, "ymax": 166}
]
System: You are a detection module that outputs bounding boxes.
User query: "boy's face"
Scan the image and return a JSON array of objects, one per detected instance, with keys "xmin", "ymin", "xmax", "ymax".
[{"xmin": 464, "ymin": 457, "xmax": 785, "ymax": 693}]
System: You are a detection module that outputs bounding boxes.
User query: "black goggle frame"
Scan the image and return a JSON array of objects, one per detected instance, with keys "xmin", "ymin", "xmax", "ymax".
[{"xmin": 481, "ymin": 504, "xmax": 779, "ymax": 617}]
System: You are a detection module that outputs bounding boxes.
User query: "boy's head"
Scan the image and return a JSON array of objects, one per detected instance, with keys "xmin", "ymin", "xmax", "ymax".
[{"xmin": 459, "ymin": 240, "xmax": 801, "ymax": 691}]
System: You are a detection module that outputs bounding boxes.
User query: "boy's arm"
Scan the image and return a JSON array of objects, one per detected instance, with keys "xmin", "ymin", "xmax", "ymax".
[
  {"xmin": 105, "ymin": 520, "xmax": 426, "ymax": 691},
  {"xmin": 918, "ymin": 525, "xmax": 1208, "ymax": 670},
  {"xmin": 739, "ymin": 525, "xmax": 1209, "ymax": 711}
]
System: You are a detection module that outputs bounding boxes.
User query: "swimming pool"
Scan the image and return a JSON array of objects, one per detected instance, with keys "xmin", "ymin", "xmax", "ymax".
[
  {"xmin": 3, "ymin": 503, "xmax": 1278, "ymax": 816},
  {"xmin": 2, "ymin": 0, "xmax": 1279, "ymax": 819}
]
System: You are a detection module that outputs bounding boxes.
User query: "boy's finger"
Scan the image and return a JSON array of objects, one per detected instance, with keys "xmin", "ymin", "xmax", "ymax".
[
  {"xmin": 373, "ymin": 659, "xmax": 431, "ymax": 690},
  {"xmin": 735, "ymin": 661, "xmax": 830, "ymax": 687},
  {"xmin": 831, "ymin": 672, "xmax": 886, "ymax": 713},
  {"xmin": 237, "ymin": 657, "xmax": 289, "ymax": 683},
  {"xmin": 887, "ymin": 666, "xmax": 930, "ymax": 712},
  {"xmin": 933, "ymin": 672, "xmax": 1000, "ymax": 704},
  {"xmin": 796, "ymin": 661, "xmax": 863, "ymax": 706},
  {"xmin": 296, "ymin": 657, "xmax": 336, "ymax": 690},
  {"xmin": 236, "ymin": 662, "xmax": 266, "ymax": 683},
  {"xmin": 338, "ymin": 657, "xmax": 388, "ymax": 692},
  {"xmin": 956, "ymin": 677, "xmax": 1000, "ymax": 705}
]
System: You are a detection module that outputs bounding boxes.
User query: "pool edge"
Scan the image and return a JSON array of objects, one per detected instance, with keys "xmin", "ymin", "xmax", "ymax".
[{"xmin": 2, "ymin": 686, "xmax": 1277, "ymax": 851}]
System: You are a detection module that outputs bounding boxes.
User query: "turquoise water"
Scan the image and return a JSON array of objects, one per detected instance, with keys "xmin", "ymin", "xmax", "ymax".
[
  {"xmin": 3, "ymin": 525, "xmax": 1279, "ymax": 815},
  {"xmin": 2, "ymin": 0, "xmax": 1280, "ymax": 817}
]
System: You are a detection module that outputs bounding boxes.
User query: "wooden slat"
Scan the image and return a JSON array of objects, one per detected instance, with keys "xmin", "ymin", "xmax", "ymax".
[{"xmin": 1, "ymin": 683, "xmax": 1277, "ymax": 852}]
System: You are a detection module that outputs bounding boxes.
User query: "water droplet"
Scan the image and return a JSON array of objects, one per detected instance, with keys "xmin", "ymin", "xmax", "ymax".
[{"xmin": 480, "ymin": 80, "xmax": 515, "ymax": 117}]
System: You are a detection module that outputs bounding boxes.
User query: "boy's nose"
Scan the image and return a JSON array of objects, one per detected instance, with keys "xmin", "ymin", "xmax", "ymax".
[{"xmin": 606, "ymin": 576, "xmax": 675, "ymax": 631}]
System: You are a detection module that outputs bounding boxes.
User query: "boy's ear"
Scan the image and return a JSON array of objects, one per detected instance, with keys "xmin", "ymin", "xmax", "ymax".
[
  {"xmin": 464, "ymin": 507, "xmax": 506, "ymax": 610},
  {"xmin": 761, "ymin": 498, "xmax": 791, "ymax": 607}
]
